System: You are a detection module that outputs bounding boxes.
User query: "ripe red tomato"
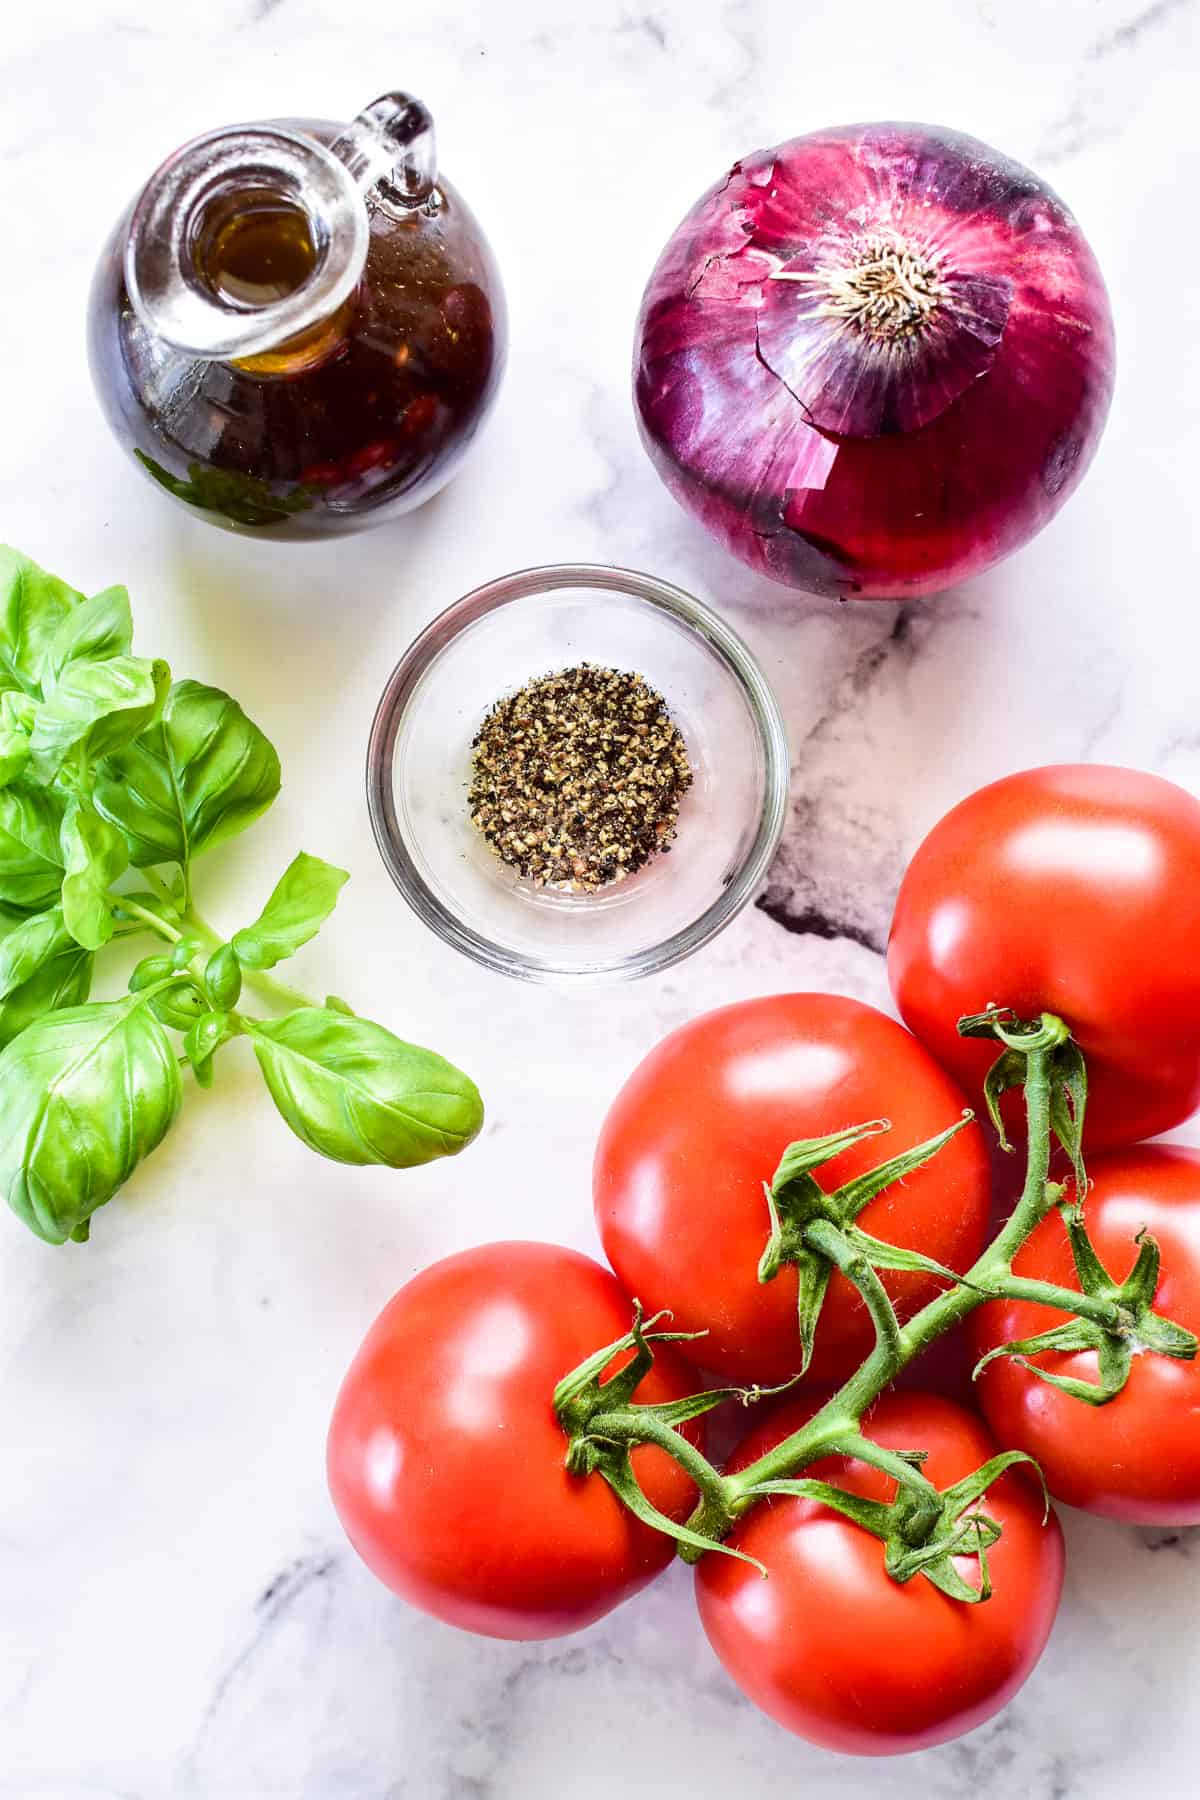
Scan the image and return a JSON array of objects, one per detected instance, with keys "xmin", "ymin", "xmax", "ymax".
[
  {"xmin": 696, "ymin": 1391, "xmax": 1064, "ymax": 1755},
  {"xmin": 327, "ymin": 1241, "xmax": 702, "ymax": 1640},
  {"xmin": 889, "ymin": 765, "xmax": 1200, "ymax": 1147},
  {"xmin": 972, "ymin": 1146, "xmax": 1200, "ymax": 1523},
  {"xmin": 594, "ymin": 994, "xmax": 990, "ymax": 1386}
]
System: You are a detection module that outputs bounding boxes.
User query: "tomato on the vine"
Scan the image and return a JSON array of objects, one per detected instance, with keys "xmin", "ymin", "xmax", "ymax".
[
  {"xmin": 327, "ymin": 1241, "xmax": 702, "ymax": 1640},
  {"xmin": 696, "ymin": 1391, "xmax": 1064, "ymax": 1755},
  {"xmin": 594, "ymin": 994, "xmax": 990, "ymax": 1386},
  {"xmin": 889, "ymin": 764, "xmax": 1200, "ymax": 1147},
  {"xmin": 973, "ymin": 1146, "xmax": 1200, "ymax": 1524}
]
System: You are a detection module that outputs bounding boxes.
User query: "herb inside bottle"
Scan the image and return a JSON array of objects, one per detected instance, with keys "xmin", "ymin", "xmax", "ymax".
[{"xmin": 468, "ymin": 665, "xmax": 693, "ymax": 893}]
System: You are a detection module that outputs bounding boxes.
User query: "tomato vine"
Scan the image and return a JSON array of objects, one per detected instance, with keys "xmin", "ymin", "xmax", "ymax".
[{"xmin": 555, "ymin": 1007, "xmax": 1200, "ymax": 1596}]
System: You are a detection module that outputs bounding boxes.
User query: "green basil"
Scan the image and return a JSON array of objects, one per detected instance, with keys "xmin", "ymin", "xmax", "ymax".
[
  {"xmin": 0, "ymin": 691, "xmax": 36, "ymax": 787},
  {"xmin": 60, "ymin": 800, "xmax": 129, "ymax": 950},
  {"xmin": 170, "ymin": 933, "xmax": 206, "ymax": 969},
  {"xmin": 43, "ymin": 585, "xmax": 133, "ymax": 679},
  {"xmin": 30, "ymin": 654, "xmax": 170, "ymax": 782},
  {"xmin": 0, "ymin": 993, "xmax": 182, "ymax": 1243},
  {"xmin": 112, "ymin": 890, "xmax": 182, "ymax": 930},
  {"xmin": 129, "ymin": 954, "xmax": 176, "ymax": 991},
  {"xmin": 0, "ymin": 905, "xmax": 93, "ymax": 1048},
  {"xmin": 0, "ymin": 548, "xmax": 487, "ymax": 1248},
  {"xmin": 0, "ymin": 545, "xmax": 83, "ymax": 696},
  {"xmin": 93, "ymin": 679, "xmax": 280, "ymax": 868},
  {"xmin": 0, "ymin": 905, "xmax": 76, "ymax": 995},
  {"xmin": 149, "ymin": 984, "xmax": 207, "ymax": 1031},
  {"xmin": 231, "ymin": 851, "xmax": 349, "ymax": 972},
  {"xmin": 185, "ymin": 1009, "xmax": 240, "ymax": 1088},
  {"xmin": 0, "ymin": 943, "xmax": 92, "ymax": 1051},
  {"xmin": 203, "ymin": 942, "xmax": 242, "ymax": 1010},
  {"xmin": 0, "ymin": 782, "xmax": 66, "ymax": 908},
  {"xmin": 245, "ymin": 1008, "xmax": 483, "ymax": 1168}
]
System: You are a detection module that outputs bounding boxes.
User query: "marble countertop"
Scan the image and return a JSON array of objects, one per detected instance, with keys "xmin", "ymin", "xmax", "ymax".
[{"xmin": 3, "ymin": 0, "xmax": 1200, "ymax": 1794}]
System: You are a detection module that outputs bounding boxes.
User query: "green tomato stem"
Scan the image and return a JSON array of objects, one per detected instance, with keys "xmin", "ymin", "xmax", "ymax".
[
  {"xmin": 804, "ymin": 1217, "xmax": 904, "ymax": 1362},
  {"xmin": 725, "ymin": 1031, "xmax": 1065, "ymax": 1503},
  {"xmin": 824, "ymin": 1433, "xmax": 940, "ymax": 1500},
  {"xmin": 557, "ymin": 1010, "xmax": 1160, "ymax": 1564},
  {"xmin": 556, "ymin": 1034, "xmax": 1080, "ymax": 1538},
  {"xmin": 974, "ymin": 1272, "xmax": 1126, "ymax": 1328},
  {"xmin": 589, "ymin": 1407, "xmax": 738, "ymax": 1520}
]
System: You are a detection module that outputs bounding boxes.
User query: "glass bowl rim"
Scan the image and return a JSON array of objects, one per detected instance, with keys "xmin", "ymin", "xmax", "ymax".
[{"xmin": 365, "ymin": 561, "xmax": 790, "ymax": 984}]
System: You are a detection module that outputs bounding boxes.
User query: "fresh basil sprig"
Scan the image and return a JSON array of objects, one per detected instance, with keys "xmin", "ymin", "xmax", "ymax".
[{"xmin": 0, "ymin": 548, "xmax": 484, "ymax": 1245}]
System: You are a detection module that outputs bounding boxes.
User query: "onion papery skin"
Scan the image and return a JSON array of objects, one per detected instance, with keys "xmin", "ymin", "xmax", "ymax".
[{"xmin": 634, "ymin": 122, "xmax": 1115, "ymax": 600}]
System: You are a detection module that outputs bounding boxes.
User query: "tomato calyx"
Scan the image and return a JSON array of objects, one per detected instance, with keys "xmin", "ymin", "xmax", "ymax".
[
  {"xmin": 739, "ymin": 1438, "xmax": 1046, "ymax": 1604},
  {"xmin": 553, "ymin": 1300, "xmax": 719, "ymax": 1471},
  {"xmin": 758, "ymin": 1112, "xmax": 977, "ymax": 1373},
  {"xmin": 974, "ymin": 1206, "xmax": 1199, "ymax": 1404},
  {"xmin": 553, "ymin": 1302, "xmax": 763, "ymax": 1568},
  {"xmin": 959, "ymin": 1007, "xmax": 1088, "ymax": 1192}
]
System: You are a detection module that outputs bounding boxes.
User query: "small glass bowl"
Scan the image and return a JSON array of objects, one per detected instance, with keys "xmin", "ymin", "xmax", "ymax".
[{"xmin": 365, "ymin": 564, "xmax": 789, "ymax": 984}]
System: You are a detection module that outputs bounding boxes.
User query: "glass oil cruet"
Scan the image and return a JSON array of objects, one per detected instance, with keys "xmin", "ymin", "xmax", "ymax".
[{"xmin": 88, "ymin": 93, "xmax": 507, "ymax": 537}]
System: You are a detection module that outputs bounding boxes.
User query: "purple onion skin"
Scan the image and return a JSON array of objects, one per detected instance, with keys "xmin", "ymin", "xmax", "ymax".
[{"xmin": 634, "ymin": 123, "xmax": 1115, "ymax": 599}]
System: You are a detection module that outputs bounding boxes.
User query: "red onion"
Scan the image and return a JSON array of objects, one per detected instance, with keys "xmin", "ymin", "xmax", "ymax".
[{"xmin": 634, "ymin": 123, "xmax": 1115, "ymax": 600}]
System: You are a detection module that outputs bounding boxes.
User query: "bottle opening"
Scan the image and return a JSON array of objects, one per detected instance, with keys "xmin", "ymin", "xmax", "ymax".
[
  {"xmin": 193, "ymin": 190, "xmax": 320, "ymax": 308},
  {"xmin": 125, "ymin": 125, "xmax": 369, "ymax": 362}
]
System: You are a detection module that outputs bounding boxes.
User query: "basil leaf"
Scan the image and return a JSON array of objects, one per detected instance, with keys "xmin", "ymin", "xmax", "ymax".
[
  {"xmin": 129, "ymin": 954, "xmax": 175, "ymax": 991},
  {"xmin": 0, "ymin": 994, "xmax": 182, "ymax": 1243},
  {"xmin": 60, "ymin": 801, "xmax": 129, "ymax": 949},
  {"xmin": 0, "ymin": 691, "xmax": 35, "ymax": 787},
  {"xmin": 92, "ymin": 679, "xmax": 280, "ymax": 868},
  {"xmin": 245, "ymin": 1008, "xmax": 483, "ymax": 1168},
  {"xmin": 0, "ymin": 546, "xmax": 84, "ymax": 696},
  {"xmin": 0, "ymin": 904, "xmax": 94, "ymax": 1046},
  {"xmin": 0, "ymin": 782, "xmax": 66, "ymax": 908},
  {"xmin": 29, "ymin": 655, "xmax": 170, "ymax": 782},
  {"xmin": 185, "ymin": 1009, "xmax": 240, "ymax": 1088},
  {"xmin": 0, "ymin": 941, "xmax": 92, "ymax": 1050},
  {"xmin": 44, "ymin": 585, "xmax": 134, "ymax": 679},
  {"xmin": 203, "ymin": 942, "xmax": 242, "ymax": 1010},
  {"xmin": 0, "ymin": 904, "xmax": 76, "ymax": 996},
  {"xmin": 170, "ymin": 933, "xmax": 205, "ymax": 968},
  {"xmin": 232, "ymin": 852, "xmax": 349, "ymax": 972},
  {"xmin": 149, "ymin": 984, "xmax": 207, "ymax": 1031}
]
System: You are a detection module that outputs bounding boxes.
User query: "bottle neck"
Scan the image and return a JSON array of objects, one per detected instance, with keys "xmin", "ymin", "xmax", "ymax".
[
  {"xmin": 125, "ymin": 94, "xmax": 439, "ymax": 370},
  {"xmin": 126, "ymin": 126, "xmax": 368, "ymax": 365}
]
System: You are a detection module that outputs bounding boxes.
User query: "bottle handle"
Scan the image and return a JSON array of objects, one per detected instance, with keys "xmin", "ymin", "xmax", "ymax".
[{"xmin": 330, "ymin": 93, "xmax": 438, "ymax": 208}]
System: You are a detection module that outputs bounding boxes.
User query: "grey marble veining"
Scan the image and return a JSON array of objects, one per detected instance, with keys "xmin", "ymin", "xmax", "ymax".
[{"xmin": 2, "ymin": 0, "xmax": 1199, "ymax": 1795}]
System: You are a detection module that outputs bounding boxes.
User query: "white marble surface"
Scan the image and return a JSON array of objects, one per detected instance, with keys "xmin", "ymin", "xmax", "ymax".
[{"xmin": 3, "ymin": 0, "xmax": 1200, "ymax": 1794}]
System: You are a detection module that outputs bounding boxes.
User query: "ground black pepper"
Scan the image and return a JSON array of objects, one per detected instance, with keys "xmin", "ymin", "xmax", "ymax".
[{"xmin": 468, "ymin": 664, "xmax": 693, "ymax": 892}]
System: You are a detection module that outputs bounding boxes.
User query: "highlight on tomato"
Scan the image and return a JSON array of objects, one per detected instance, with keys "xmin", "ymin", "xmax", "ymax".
[
  {"xmin": 888, "ymin": 764, "xmax": 1200, "ymax": 1147},
  {"xmin": 326, "ymin": 1241, "xmax": 703, "ymax": 1640},
  {"xmin": 695, "ymin": 1391, "xmax": 1065, "ymax": 1757},
  {"xmin": 594, "ymin": 993, "xmax": 990, "ymax": 1386},
  {"xmin": 972, "ymin": 1145, "xmax": 1200, "ymax": 1525}
]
